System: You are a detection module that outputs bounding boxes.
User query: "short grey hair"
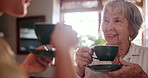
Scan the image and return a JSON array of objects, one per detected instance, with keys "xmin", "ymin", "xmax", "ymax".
[{"xmin": 102, "ymin": 0, "xmax": 143, "ymax": 41}]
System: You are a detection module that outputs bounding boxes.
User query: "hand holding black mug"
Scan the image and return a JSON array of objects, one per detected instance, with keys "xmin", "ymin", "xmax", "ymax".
[
  {"xmin": 87, "ymin": 45, "xmax": 123, "ymax": 72},
  {"xmin": 33, "ymin": 23, "xmax": 78, "ymax": 78},
  {"xmin": 30, "ymin": 22, "xmax": 56, "ymax": 58},
  {"xmin": 34, "ymin": 23, "xmax": 55, "ymax": 46}
]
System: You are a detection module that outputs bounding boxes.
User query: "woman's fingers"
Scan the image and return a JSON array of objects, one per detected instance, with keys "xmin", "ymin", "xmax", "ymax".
[
  {"xmin": 37, "ymin": 58, "xmax": 50, "ymax": 67},
  {"xmin": 119, "ymin": 58, "xmax": 133, "ymax": 66},
  {"xmin": 105, "ymin": 59, "xmax": 146, "ymax": 78},
  {"xmin": 43, "ymin": 57, "xmax": 53, "ymax": 63},
  {"xmin": 35, "ymin": 45, "xmax": 46, "ymax": 50},
  {"xmin": 80, "ymin": 47, "xmax": 93, "ymax": 54},
  {"xmin": 76, "ymin": 56, "xmax": 92, "ymax": 66},
  {"xmin": 76, "ymin": 47, "xmax": 93, "ymax": 68},
  {"xmin": 76, "ymin": 51, "xmax": 92, "ymax": 61}
]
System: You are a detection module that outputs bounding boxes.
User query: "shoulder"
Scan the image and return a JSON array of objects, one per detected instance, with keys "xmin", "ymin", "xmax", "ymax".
[
  {"xmin": 132, "ymin": 43, "xmax": 148, "ymax": 50},
  {"xmin": 131, "ymin": 43, "xmax": 148, "ymax": 54}
]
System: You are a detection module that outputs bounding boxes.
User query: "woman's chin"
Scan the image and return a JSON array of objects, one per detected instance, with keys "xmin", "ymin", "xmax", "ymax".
[
  {"xmin": 107, "ymin": 41, "xmax": 118, "ymax": 45},
  {"xmin": 8, "ymin": 10, "xmax": 27, "ymax": 17},
  {"xmin": 16, "ymin": 12, "xmax": 27, "ymax": 17}
]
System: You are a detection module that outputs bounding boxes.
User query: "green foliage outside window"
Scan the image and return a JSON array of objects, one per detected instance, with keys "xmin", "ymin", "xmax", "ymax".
[
  {"xmin": 78, "ymin": 35, "xmax": 106, "ymax": 48},
  {"xmin": 91, "ymin": 38, "xmax": 106, "ymax": 46}
]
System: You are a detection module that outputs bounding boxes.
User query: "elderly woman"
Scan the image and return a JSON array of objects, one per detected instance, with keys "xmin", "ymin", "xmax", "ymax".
[{"xmin": 76, "ymin": 0, "xmax": 148, "ymax": 78}]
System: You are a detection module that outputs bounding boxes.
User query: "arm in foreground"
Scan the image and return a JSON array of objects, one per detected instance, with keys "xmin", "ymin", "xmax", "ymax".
[{"xmin": 51, "ymin": 23, "xmax": 78, "ymax": 78}]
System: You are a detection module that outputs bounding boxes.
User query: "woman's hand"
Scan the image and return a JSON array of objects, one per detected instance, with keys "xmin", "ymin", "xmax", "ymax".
[
  {"xmin": 20, "ymin": 45, "xmax": 53, "ymax": 75},
  {"xmin": 105, "ymin": 59, "xmax": 148, "ymax": 78},
  {"xmin": 75, "ymin": 47, "xmax": 93, "ymax": 77}
]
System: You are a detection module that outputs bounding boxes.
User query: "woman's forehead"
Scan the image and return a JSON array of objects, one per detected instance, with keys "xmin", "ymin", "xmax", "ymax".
[{"xmin": 104, "ymin": 11, "xmax": 125, "ymax": 19}]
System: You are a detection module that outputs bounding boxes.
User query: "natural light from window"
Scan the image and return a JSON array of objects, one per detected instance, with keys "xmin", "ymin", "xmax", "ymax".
[
  {"xmin": 64, "ymin": 11, "xmax": 99, "ymax": 37},
  {"xmin": 64, "ymin": 11, "xmax": 99, "ymax": 47}
]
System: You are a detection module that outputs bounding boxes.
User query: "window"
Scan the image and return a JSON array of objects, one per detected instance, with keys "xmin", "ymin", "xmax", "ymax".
[
  {"xmin": 61, "ymin": 0, "xmax": 104, "ymax": 47},
  {"xmin": 64, "ymin": 11, "xmax": 99, "ymax": 47}
]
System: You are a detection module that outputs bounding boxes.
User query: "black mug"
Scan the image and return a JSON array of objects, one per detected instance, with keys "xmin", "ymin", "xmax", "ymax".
[
  {"xmin": 30, "ymin": 22, "xmax": 55, "ymax": 58},
  {"xmin": 92, "ymin": 45, "xmax": 118, "ymax": 61},
  {"xmin": 34, "ymin": 23, "xmax": 55, "ymax": 45}
]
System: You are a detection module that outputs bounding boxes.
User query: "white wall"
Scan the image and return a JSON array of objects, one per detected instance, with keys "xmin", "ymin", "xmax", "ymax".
[
  {"xmin": 52, "ymin": 0, "xmax": 60, "ymax": 24},
  {"xmin": 26, "ymin": 0, "xmax": 60, "ymax": 24}
]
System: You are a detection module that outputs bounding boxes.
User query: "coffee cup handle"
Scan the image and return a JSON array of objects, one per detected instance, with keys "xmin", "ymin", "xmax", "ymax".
[{"xmin": 91, "ymin": 48, "xmax": 98, "ymax": 59}]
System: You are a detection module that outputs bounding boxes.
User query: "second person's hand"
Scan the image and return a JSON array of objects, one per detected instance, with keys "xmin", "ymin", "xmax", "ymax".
[{"xmin": 20, "ymin": 45, "xmax": 53, "ymax": 75}]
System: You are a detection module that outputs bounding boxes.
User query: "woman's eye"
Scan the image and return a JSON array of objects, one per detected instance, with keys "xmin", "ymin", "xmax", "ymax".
[
  {"xmin": 114, "ymin": 20, "xmax": 121, "ymax": 23},
  {"xmin": 103, "ymin": 19, "xmax": 109, "ymax": 22}
]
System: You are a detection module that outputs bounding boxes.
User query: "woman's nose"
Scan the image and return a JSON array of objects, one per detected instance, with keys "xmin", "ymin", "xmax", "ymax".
[{"xmin": 106, "ymin": 21, "xmax": 114, "ymax": 30}]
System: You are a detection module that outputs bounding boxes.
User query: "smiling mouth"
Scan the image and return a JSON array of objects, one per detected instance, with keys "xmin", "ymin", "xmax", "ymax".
[{"xmin": 107, "ymin": 34, "xmax": 117, "ymax": 37}]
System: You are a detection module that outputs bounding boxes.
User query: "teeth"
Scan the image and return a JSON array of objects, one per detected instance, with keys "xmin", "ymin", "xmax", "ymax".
[{"xmin": 107, "ymin": 34, "xmax": 116, "ymax": 37}]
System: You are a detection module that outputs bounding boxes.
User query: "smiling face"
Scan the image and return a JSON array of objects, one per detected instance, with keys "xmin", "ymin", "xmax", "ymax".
[
  {"xmin": 2, "ymin": 0, "xmax": 31, "ymax": 17},
  {"xmin": 102, "ymin": 11, "xmax": 131, "ymax": 45}
]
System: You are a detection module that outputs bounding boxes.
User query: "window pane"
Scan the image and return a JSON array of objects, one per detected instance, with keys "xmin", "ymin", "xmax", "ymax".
[
  {"xmin": 64, "ymin": 11, "xmax": 99, "ymax": 47},
  {"xmin": 64, "ymin": 11, "xmax": 98, "ymax": 37},
  {"xmin": 132, "ymin": 30, "xmax": 142, "ymax": 46},
  {"xmin": 62, "ymin": 1, "xmax": 98, "ymax": 10}
]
